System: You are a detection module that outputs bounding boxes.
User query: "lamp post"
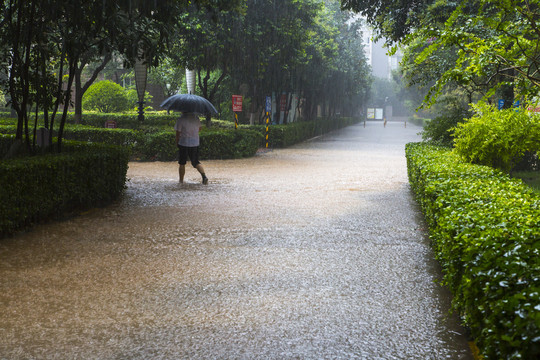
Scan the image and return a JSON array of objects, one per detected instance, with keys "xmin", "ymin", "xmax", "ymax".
[
  {"xmin": 134, "ymin": 56, "xmax": 148, "ymax": 123},
  {"xmin": 166, "ymin": 83, "xmax": 171, "ymax": 114}
]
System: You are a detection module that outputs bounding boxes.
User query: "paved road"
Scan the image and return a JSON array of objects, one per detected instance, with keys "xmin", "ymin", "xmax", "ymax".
[{"xmin": 0, "ymin": 121, "xmax": 472, "ymax": 359}]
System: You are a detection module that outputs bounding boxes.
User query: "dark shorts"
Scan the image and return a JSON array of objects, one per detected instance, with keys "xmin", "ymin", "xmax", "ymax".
[{"xmin": 178, "ymin": 145, "xmax": 201, "ymax": 167}]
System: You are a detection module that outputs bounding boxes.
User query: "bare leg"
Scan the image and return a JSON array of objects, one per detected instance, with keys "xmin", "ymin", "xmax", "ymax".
[
  {"xmin": 195, "ymin": 164, "xmax": 208, "ymax": 184},
  {"xmin": 195, "ymin": 164, "xmax": 205, "ymax": 175},
  {"xmin": 179, "ymin": 165, "xmax": 186, "ymax": 183}
]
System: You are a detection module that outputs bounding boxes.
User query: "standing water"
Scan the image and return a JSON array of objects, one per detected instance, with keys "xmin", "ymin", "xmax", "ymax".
[{"xmin": 0, "ymin": 121, "xmax": 472, "ymax": 359}]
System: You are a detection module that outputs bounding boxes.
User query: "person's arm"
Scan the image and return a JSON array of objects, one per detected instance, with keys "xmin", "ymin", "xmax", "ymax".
[{"xmin": 176, "ymin": 130, "xmax": 181, "ymax": 144}]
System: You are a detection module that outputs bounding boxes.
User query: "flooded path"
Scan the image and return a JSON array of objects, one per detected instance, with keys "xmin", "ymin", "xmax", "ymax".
[{"xmin": 0, "ymin": 121, "xmax": 472, "ymax": 359}]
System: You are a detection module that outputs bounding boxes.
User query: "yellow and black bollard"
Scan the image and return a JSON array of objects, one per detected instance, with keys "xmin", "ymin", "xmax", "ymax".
[{"xmin": 265, "ymin": 112, "xmax": 270, "ymax": 148}]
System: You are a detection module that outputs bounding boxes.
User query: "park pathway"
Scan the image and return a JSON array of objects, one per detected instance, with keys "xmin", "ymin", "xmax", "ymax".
[{"xmin": 0, "ymin": 121, "xmax": 472, "ymax": 359}]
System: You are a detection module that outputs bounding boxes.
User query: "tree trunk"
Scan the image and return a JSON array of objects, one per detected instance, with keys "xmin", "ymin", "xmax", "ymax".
[
  {"xmin": 74, "ymin": 68, "xmax": 83, "ymax": 124},
  {"xmin": 74, "ymin": 52, "xmax": 112, "ymax": 124},
  {"xmin": 57, "ymin": 61, "xmax": 76, "ymax": 153},
  {"xmin": 198, "ymin": 69, "xmax": 228, "ymax": 128}
]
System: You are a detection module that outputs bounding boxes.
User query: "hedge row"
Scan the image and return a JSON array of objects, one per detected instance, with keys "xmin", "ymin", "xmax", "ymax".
[
  {"xmin": 136, "ymin": 128, "xmax": 263, "ymax": 161},
  {"xmin": 71, "ymin": 113, "xmax": 358, "ymax": 148},
  {"xmin": 75, "ymin": 112, "xmax": 178, "ymax": 129},
  {"xmin": 1, "ymin": 116, "xmax": 359, "ymax": 160},
  {"xmin": 0, "ymin": 124, "xmax": 262, "ymax": 161},
  {"xmin": 405, "ymin": 142, "xmax": 540, "ymax": 359},
  {"xmin": 267, "ymin": 117, "xmax": 358, "ymax": 147},
  {"xmin": 0, "ymin": 140, "xmax": 130, "ymax": 237}
]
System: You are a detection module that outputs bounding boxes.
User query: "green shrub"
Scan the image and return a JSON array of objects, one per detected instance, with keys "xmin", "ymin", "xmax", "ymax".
[
  {"xmin": 126, "ymin": 88, "xmax": 154, "ymax": 111},
  {"xmin": 229, "ymin": 129, "xmax": 262, "ymax": 157},
  {"xmin": 134, "ymin": 128, "xmax": 264, "ymax": 161},
  {"xmin": 200, "ymin": 128, "xmax": 263, "ymax": 159},
  {"xmin": 419, "ymin": 92, "xmax": 473, "ymax": 146},
  {"xmin": 0, "ymin": 133, "xmax": 15, "ymax": 156},
  {"xmin": 421, "ymin": 106, "xmax": 470, "ymax": 147},
  {"xmin": 408, "ymin": 116, "xmax": 430, "ymax": 127},
  {"xmin": 0, "ymin": 117, "xmax": 16, "ymax": 125},
  {"xmin": 0, "ymin": 124, "xmax": 16, "ymax": 135},
  {"xmin": 268, "ymin": 117, "xmax": 358, "ymax": 148},
  {"xmin": 452, "ymin": 102, "xmax": 540, "ymax": 172},
  {"xmin": 136, "ymin": 130, "xmax": 177, "ymax": 161},
  {"xmin": 0, "ymin": 141, "xmax": 130, "ymax": 237},
  {"xmin": 83, "ymin": 80, "xmax": 130, "ymax": 113},
  {"xmin": 2, "ymin": 115, "xmax": 357, "ymax": 161},
  {"xmin": 75, "ymin": 112, "xmax": 178, "ymax": 129},
  {"xmin": 1, "ymin": 125, "xmax": 142, "ymax": 156},
  {"xmin": 61, "ymin": 125, "xmax": 142, "ymax": 147},
  {"xmin": 406, "ymin": 142, "xmax": 540, "ymax": 359}
]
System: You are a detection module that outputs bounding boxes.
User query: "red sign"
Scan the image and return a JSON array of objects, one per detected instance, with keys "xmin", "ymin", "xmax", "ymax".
[
  {"xmin": 232, "ymin": 95, "xmax": 243, "ymax": 112},
  {"xmin": 280, "ymin": 94, "xmax": 287, "ymax": 111},
  {"xmin": 104, "ymin": 120, "xmax": 117, "ymax": 129}
]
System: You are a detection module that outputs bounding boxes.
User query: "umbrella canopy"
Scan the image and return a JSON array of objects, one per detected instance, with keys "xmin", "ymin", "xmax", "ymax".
[{"xmin": 160, "ymin": 94, "xmax": 218, "ymax": 115}]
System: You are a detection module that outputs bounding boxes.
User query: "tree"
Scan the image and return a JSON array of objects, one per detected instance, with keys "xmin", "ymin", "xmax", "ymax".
[
  {"xmin": 449, "ymin": 0, "xmax": 540, "ymax": 102},
  {"xmin": 0, "ymin": 0, "xmax": 63, "ymax": 151},
  {"xmin": 72, "ymin": 53, "xmax": 113, "ymax": 124},
  {"xmin": 346, "ymin": 0, "xmax": 540, "ymax": 107},
  {"xmin": 150, "ymin": 0, "xmax": 370, "ymax": 125},
  {"xmin": 0, "ymin": 0, "xmax": 243, "ymax": 154},
  {"xmin": 233, "ymin": 0, "xmax": 326, "ymax": 123},
  {"xmin": 170, "ymin": 5, "xmax": 242, "ymax": 125},
  {"xmin": 172, "ymin": 0, "xmax": 328, "ymax": 124},
  {"xmin": 317, "ymin": 1, "xmax": 371, "ymax": 117},
  {"xmin": 148, "ymin": 57, "xmax": 186, "ymax": 98},
  {"xmin": 340, "ymin": 0, "xmax": 431, "ymax": 43},
  {"xmin": 227, "ymin": 0, "xmax": 370, "ymax": 122}
]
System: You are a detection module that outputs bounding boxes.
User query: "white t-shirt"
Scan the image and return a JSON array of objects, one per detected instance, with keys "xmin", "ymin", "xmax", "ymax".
[{"xmin": 174, "ymin": 113, "xmax": 201, "ymax": 147}]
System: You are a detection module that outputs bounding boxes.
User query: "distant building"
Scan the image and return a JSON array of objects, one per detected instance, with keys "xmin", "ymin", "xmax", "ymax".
[
  {"xmin": 361, "ymin": 24, "xmax": 409, "ymax": 119},
  {"xmin": 361, "ymin": 26, "xmax": 402, "ymax": 80}
]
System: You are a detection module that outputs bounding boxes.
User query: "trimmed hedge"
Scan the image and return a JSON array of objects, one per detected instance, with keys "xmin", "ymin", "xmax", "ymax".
[
  {"xmin": 0, "ymin": 133, "xmax": 14, "ymax": 155},
  {"xmin": 1, "ymin": 115, "xmax": 359, "ymax": 161},
  {"xmin": 61, "ymin": 125, "xmax": 142, "ymax": 147},
  {"xmin": 0, "ymin": 124, "xmax": 16, "ymax": 134},
  {"xmin": 201, "ymin": 128, "xmax": 262, "ymax": 159},
  {"xmin": 74, "ymin": 112, "xmax": 178, "ymax": 129},
  {"xmin": 268, "ymin": 117, "xmax": 358, "ymax": 147},
  {"xmin": 406, "ymin": 142, "xmax": 540, "ymax": 359},
  {"xmin": 134, "ymin": 128, "xmax": 264, "ymax": 161},
  {"xmin": 0, "ymin": 124, "xmax": 141, "ymax": 151},
  {"xmin": 0, "ymin": 141, "xmax": 130, "ymax": 237}
]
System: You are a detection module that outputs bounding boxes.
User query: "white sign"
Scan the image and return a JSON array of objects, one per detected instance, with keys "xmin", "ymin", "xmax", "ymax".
[{"xmin": 375, "ymin": 108, "xmax": 384, "ymax": 120}]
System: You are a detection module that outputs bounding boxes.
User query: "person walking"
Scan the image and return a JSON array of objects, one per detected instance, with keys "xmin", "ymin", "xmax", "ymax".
[{"xmin": 174, "ymin": 112, "xmax": 208, "ymax": 184}]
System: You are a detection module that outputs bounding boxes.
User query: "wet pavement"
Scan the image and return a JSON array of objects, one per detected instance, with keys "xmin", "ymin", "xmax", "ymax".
[{"xmin": 0, "ymin": 121, "xmax": 473, "ymax": 359}]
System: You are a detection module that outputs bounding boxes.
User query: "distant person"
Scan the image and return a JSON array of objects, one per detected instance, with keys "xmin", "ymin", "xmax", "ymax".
[{"xmin": 174, "ymin": 112, "xmax": 208, "ymax": 184}]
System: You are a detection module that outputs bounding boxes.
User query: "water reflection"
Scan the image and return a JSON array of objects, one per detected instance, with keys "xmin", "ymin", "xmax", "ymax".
[{"xmin": 0, "ymin": 122, "xmax": 472, "ymax": 359}]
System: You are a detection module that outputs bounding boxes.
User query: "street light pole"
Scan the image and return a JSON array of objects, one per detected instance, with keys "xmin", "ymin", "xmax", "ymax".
[{"xmin": 134, "ymin": 54, "xmax": 148, "ymax": 123}]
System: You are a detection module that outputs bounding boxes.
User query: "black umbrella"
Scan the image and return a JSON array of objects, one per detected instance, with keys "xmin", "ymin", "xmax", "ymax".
[{"xmin": 160, "ymin": 94, "xmax": 218, "ymax": 115}]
